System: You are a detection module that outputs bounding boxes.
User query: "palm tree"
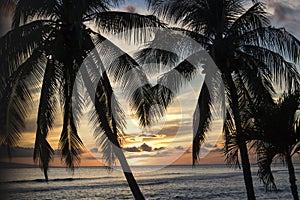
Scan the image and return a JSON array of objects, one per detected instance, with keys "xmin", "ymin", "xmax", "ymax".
[
  {"xmin": 0, "ymin": 0, "xmax": 163, "ymax": 199},
  {"xmin": 251, "ymin": 93, "xmax": 300, "ymax": 199},
  {"xmin": 224, "ymin": 91, "xmax": 300, "ymax": 199},
  {"xmin": 136, "ymin": 1, "xmax": 300, "ymax": 199}
]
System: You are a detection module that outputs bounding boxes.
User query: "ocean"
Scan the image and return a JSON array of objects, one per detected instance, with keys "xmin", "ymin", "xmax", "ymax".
[{"xmin": 0, "ymin": 164, "xmax": 298, "ymax": 199}]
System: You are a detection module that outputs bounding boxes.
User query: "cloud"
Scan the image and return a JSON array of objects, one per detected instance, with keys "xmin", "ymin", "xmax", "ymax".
[
  {"xmin": 123, "ymin": 146, "xmax": 140, "ymax": 152},
  {"xmin": 90, "ymin": 148, "xmax": 98, "ymax": 153},
  {"xmin": 123, "ymin": 5, "xmax": 137, "ymax": 13},
  {"xmin": 175, "ymin": 146, "xmax": 184, "ymax": 150},
  {"xmin": 139, "ymin": 133, "xmax": 166, "ymax": 139},
  {"xmin": 0, "ymin": 146, "xmax": 32, "ymax": 158},
  {"xmin": 268, "ymin": 2, "xmax": 300, "ymax": 22},
  {"xmin": 267, "ymin": 1, "xmax": 300, "ymax": 37},
  {"xmin": 140, "ymin": 143, "xmax": 152, "ymax": 151},
  {"xmin": 154, "ymin": 147, "xmax": 166, "ymax": 151},
  {"xmin": 203, "ymin": 143, "xmax": 217, "ymax": 148},
  {"xmin": 123, "ymin": 143, "xmax": 166, "ymax": 152},
  {"xmin": 124, "ymin": 136, "xmax": 138, "ymax": 143}
]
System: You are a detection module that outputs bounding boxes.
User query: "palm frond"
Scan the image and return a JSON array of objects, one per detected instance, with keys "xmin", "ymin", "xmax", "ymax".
[
  {"xmin": 228, "ymin": 2, "xmax": 269, "ymax": 37},
  {"xmin": 34, "ymin": 57, "xmax": 60, "ymax": 181},
  {"xmin": 148, "ymin": 0, "xmax": 244, "ymax": 35},
  {"xmin": 0, "ymin": 20, "xmax": 53, "ymax": 78},
  {"xmin": 83, "ymin": 0, "xmax": 109, "ymax": 19},
  {"xmin": 89, "ymin": 74, "xmax": 125, "ymax": 167},
  {"xmin": 72, "ymin": 73, "xmax": 85, "ymax": 127},
  {"xmin": 12, "ymin": 0, "xmax": 59, "ymax": 28},
  {"xmin": 234, "ymin": 55, "xmax": 275, "ymax": 107},
  {"xmin": 129, "ymin": 83, "xmax": 161, "ymax": 127},
  {"xmin": 169, "ymin": 27, "xmax": 212, "ymax": 48},
  {"xmin": 239, "ymin": 45, "xmax": 300, "ymax": 92},
  {"xmin": 291, "ymin": 141, "xmax": 300, "ymax": 156},
  {"xmin": 92, "ymin": 32, "xmax": 163, "ymax": 127},
  {"xmin": 83, "ymin": 0, "xmax": 128, "ymax": 19},
  {"xmin": 94, "ymin": 11, "xmax": 163, "ymax": 44},
  {"xmin": 148, "ymin": 0, "xmax": 204, "ymax": 24},
  {"xmin": 240, "ymin": 27, "xmax": 300, "ymax": 65},
  {"xmin": 80, "ymin": 37, "xmax": 126, "ymax": 167},
  {"xmin": 58, "ymin": 63, "xmax": 84, "ymax": 170},
  {"xmin": 154, "ymin": 53, "xmax": 202, "ymax": 111},
  {"xmin": 135, "ymin": 47, "xmax": 179, "ymax": 70},
  {"xmin": 135, "ymin": 27, "xmax": 206, "ymax": 74},
  {"xmin": 257, "ymin": 144, "xmax": 278, "ymax": 191},
  {"xmin": 0, "ymin": 48, "xmax": 44, "ymax": 153},
  {"xmin": 93, "ymin": 33, "xmax": 149, "ymax": 86},
  {"xmin": 80, "ymin": 61, "xmax": 119, "ymax": 167},
  {"xmin": 193, "ymin": 82, "xmax": 212, "ymax": 164},
  {"xmin": 59, "ymin": 110, "xmax": 84, "ymax": 170},
  {"xmin": 223, "ymin": 110, "xmax": 240, "ymax": 168}
]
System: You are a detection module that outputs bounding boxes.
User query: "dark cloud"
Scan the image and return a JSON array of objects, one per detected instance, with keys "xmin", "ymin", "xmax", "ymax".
[
  {"xmin": 90, "ymin": 148, "xmax": 98, "ymax": 153},
  {"xmin": 139, "ymin": 133, "xmax": 166, "ymax": 138},
  {"xmin": 154, "ymin": 147, "xmax": 166, "ymax": 151},
  {"xmin": 123, "ymin": 5, "xmax": 136, "ymax": 13},
  {"xmin": 199, "ymin": 147, "xmax": 210, "ymax": 153},
  {"xmin": 203, "ymin": 143, "xmax": 217, "ymax": 148},
  {"xmin": 139, "ymin": 134, "xmax": 154, "ymax": 137},
  {"xmin": 123, "ymin": 146, "xmax": 140, "ymax": 152},
  {"xmin": 24, "ymin": 115, "xmax": 63, "ymax": 134},
  {"xmin": 0, "ymin": 146, "xmax": 32, "ymax": 158},
  {"xmin": 140, "ymin": 143, "xmax": 152, "ymax": 152},
  {"xmin": 0, "ymin": 146, "xmax": 84, "ymax": 159},
  {"xmin": 175, "ymin": 146, "xmax": 184, "ymax": 150},
  {"xmin": 123, "ymin": 143, "xmax": 166, "ymax": 152}
]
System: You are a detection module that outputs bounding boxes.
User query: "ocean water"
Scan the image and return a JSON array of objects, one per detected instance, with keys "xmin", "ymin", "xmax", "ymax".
[{"xmin": 0, "ymin": 165, "xmax": 298, "ymax": 199}]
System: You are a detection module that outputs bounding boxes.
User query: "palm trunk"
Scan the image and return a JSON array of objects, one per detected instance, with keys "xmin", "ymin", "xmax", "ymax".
[
  {"xmin": 80, "ymin": 67, "xmax": 145, "ymax": 199},
  {"xmin": 114, "ymin": 147, "xmax": 145, "ymax": 200},
  {"xmin": 285, "ymin": 153, "xmax": 299, "ymax": 200},
  {"xmin": 239, "ymin": 141, "xmax": 255, "ymax": 200},
  {"xmin": 224, "ymin": 73, "xmax": 256, "ymax": 200}
]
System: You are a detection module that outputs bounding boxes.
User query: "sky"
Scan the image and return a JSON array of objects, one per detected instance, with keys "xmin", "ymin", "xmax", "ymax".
[{"xmin": 0, "ymin": 0, "xmax": 300, "ymax": 168}]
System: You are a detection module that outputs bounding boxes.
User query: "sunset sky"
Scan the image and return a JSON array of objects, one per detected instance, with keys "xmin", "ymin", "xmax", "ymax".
[{"xmin": 1, "ymin": 0, "xmax": 300, "ymax": 168}]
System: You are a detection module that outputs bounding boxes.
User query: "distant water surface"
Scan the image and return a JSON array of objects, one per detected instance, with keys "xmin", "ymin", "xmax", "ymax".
[{"xmin": 0, "ymin": 165, "xmax": 298, "ymax": 199}]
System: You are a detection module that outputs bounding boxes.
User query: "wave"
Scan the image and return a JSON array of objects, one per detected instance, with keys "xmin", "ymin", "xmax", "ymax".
[
  {"xmin": 1, "ymin": 176, "xmax": 118, "ymax": 184},
  {"xmin": 141, "ymin": 181, "xmax": 169, "ymax": 186}
]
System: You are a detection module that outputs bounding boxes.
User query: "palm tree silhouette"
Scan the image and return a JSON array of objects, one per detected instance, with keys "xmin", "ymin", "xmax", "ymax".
[
  {"xmin": 252, "ymin": 93, "xmax": 300, "ymax": 199},
  {"xmin": 224, "ymin": 91, "xmax": 300, "ymax": 199},
  {"xmin": 137, "ymin": 1, "xmax": 300, "ymax": 199},
  {"xmin": 0, "ymin": 0, "xmax": 163, "ymax": 199}
]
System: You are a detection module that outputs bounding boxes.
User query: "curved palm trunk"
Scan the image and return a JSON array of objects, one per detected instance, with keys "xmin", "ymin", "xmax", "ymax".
[
  {"xmin": 114, "ymin": 147, "xmax": 145, "ymax": 200},
  {"xmin": 80, "ymin": 67, "xmax": 145, "ymax": 199},
  {"xmin": 225, "ymin": 73, "xmax": 256, "ymax": 200},
  {"xmin": 285, "ymin": 153, "xmax": 299, "ymax": 200}
]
